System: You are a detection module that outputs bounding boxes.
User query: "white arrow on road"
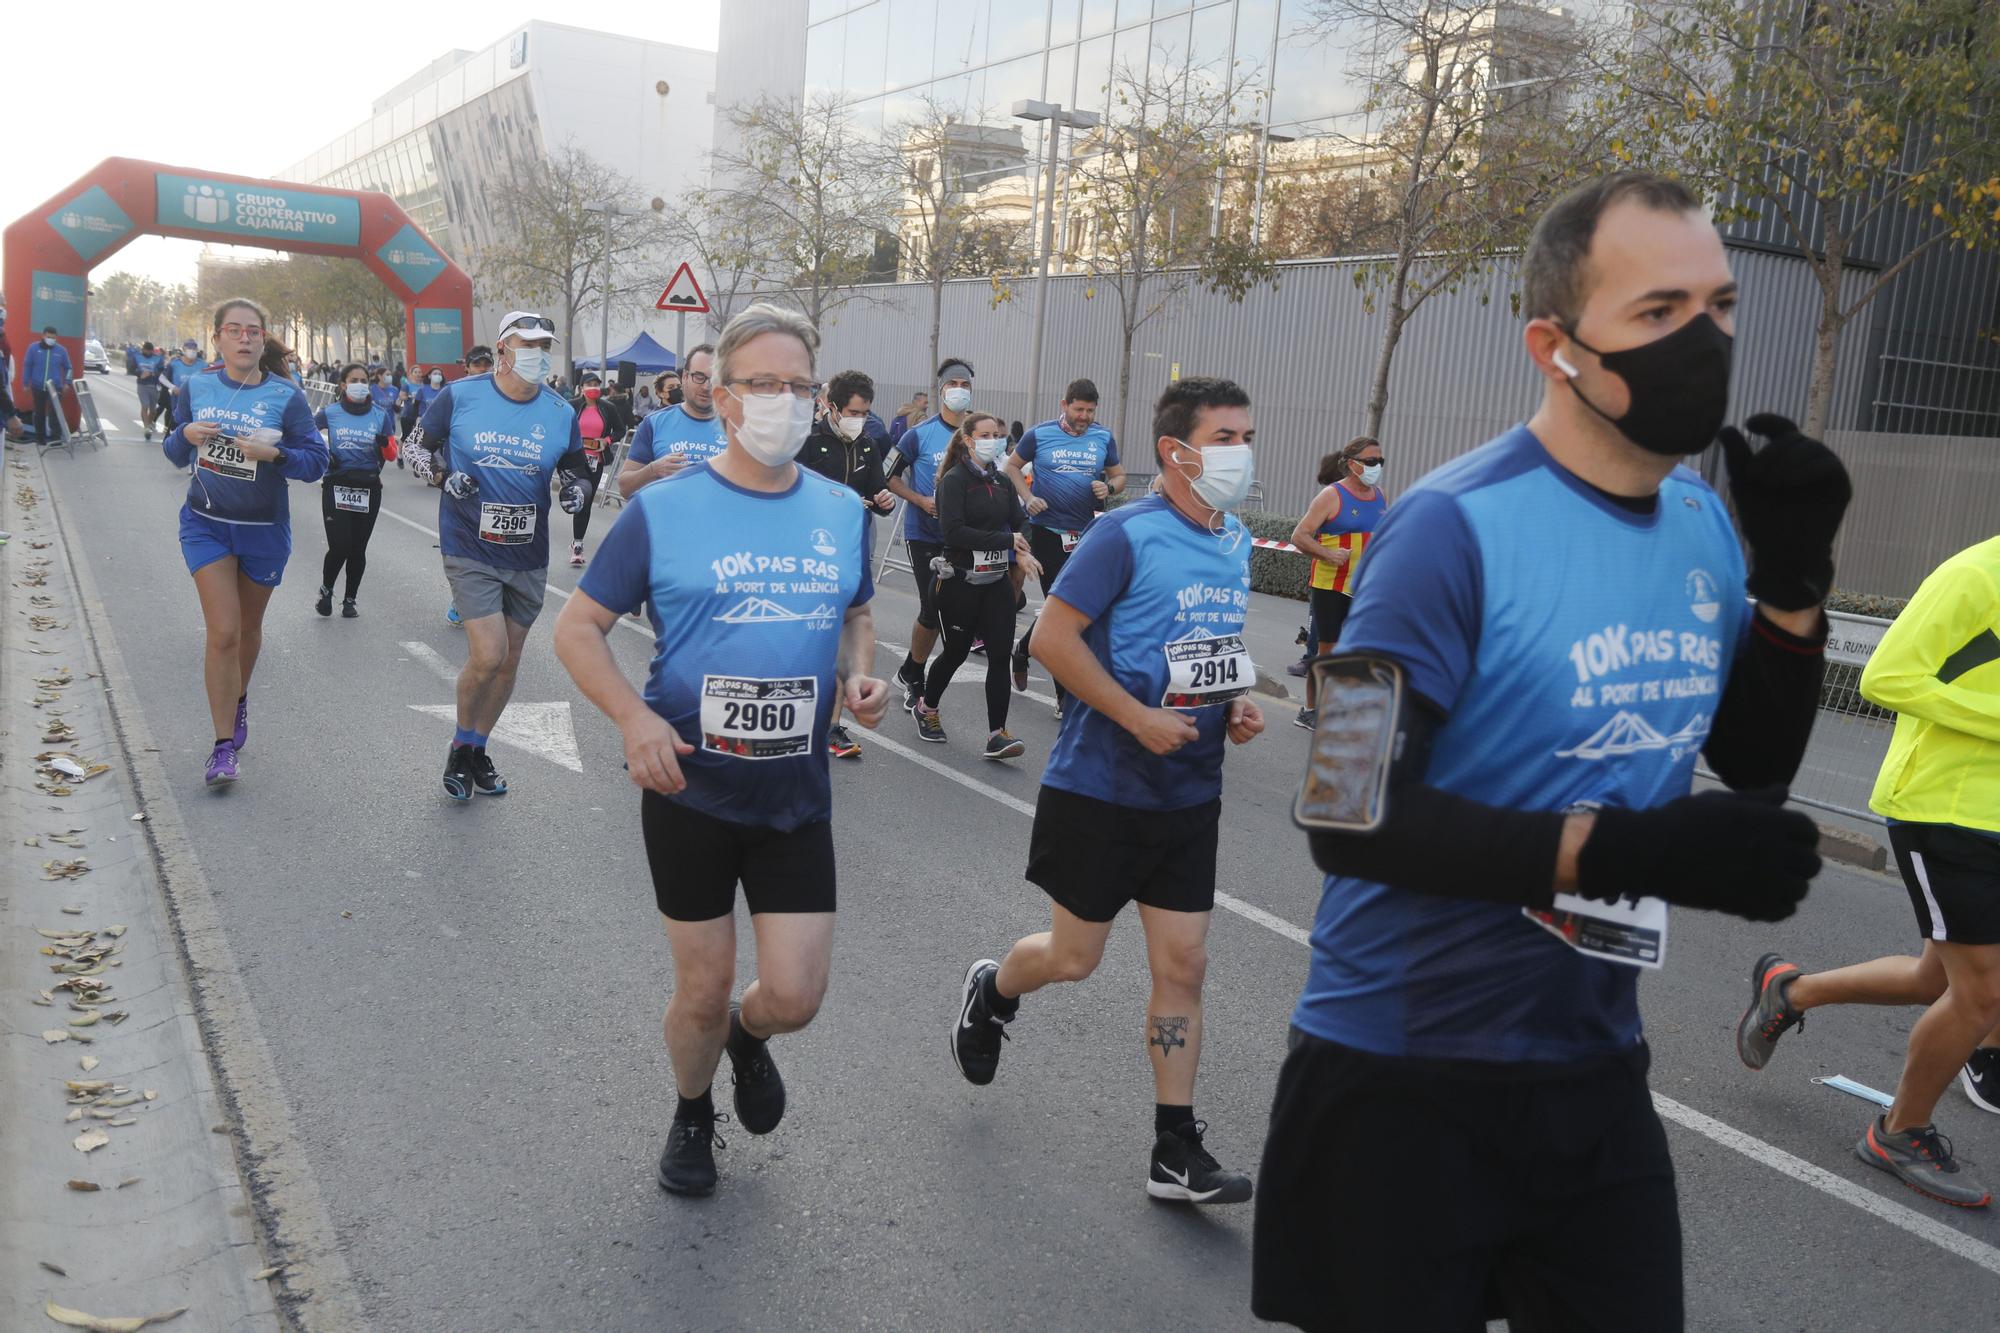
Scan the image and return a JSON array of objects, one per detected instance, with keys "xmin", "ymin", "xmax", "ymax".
[{"xmin": 400, "ymin": 640, "xmax": 583, "ymax": 773}]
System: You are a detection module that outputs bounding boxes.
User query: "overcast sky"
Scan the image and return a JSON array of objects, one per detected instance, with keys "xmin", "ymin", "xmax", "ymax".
[{"xmin": 2, "ymin": 4, "xmax": 721, "ymax": 288}]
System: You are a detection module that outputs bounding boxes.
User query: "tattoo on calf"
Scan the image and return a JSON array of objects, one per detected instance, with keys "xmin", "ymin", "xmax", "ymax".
[{"xmin": 1150, "ymin": 1016, "xmax": 1189, "ymax": 1057}]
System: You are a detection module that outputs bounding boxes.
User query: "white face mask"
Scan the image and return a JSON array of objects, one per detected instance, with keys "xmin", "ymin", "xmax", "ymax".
[
  {"xmin": 734, "ymin": 392, "xmax": 815, "ymax": 466},
  {"xmin": 1174, "ymin": 442, "xmax": 1256, "ymax": 513},
  {"xmin": 1357, "ymin": 462, "xmax": 1383, "ymax": 487},
  {"xmin": 429, "ymin": 372, "xmax": 444, "ymax": 386},
  {"xmin": 507, "ymin": 346, "xmax": 553, "ymax": 383},
  {"xmin": 43, "ymin": 337, "xmax": 56, "ymax": 347},
  {"xmin": 835, "ymin": 415, "xmax": 866, "ymax": 441},
  {"xmin": 941, "ymin": 385, "xmax": 972, "ymax": 413},
  {"xmin": 972, "ymin": 436, "xmax": 1005, "ymax": 464},
  {"xmin": 344, "ymin": 382, "xmax": 371, "ymax": 403}
]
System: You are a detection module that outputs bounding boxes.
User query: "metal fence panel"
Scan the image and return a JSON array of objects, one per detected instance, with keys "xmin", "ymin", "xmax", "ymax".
[
  {"xmin": 820, "ymin": 245, "xmax": 1901, "ymax": 519},
  {"xmin": 1825, "ymin": 431, "xmax": 2000, "ymax": 599}
]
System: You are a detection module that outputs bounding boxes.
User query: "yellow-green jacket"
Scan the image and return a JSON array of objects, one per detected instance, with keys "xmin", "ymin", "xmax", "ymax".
[{"xmin": 1863, "ymin": 536, "xmax": 2000, "ymax": 833}]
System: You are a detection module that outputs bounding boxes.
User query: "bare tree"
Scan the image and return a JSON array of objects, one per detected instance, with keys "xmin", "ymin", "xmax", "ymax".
[
  {"xmin": 655, "ymin": 188, "xmax": 773, "ymax": 338},
  {"xmin": 1064, "ymin": 50, "xmax": 1277, "ymax": 445},
  {"xmin": 887, "ymin": 95, "xmax": 1035, "ymax": 404},
  {"xmin": 1302, "ymin": 0, "xmax": 1626, "ymax": 439},
  {"xmin": 707, "ymin": 93, "xmax": 897, "ymax": 329},
  {"xmin": 472, "ymin": 141, "xmax": 654, "ymax": 381},
  {"xmin": 1618, "ymin": 0, "xmax": 2000, "ymax": 435}
]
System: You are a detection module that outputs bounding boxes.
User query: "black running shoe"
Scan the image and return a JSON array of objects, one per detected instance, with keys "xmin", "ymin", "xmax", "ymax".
[
  {"xmin": 1148, "ymin": 1120, "xmax": 1253, "ymax": 1205},
  {"xmin": 915, "ymin": 705, "xmax": 947, "ymax": 744},
  {"xmin": 726, "ymin": 1006, "xmax": 786, "ymax": 1135},
  {"xmin": 468, "ymin": 747, "xmax": 508, "ymax": 796},
  {"xmin": 898, "ymin": 662, "xmax": 925, "ymax": 713},
  {"xmin": 341, "ymin": 598, "xmax": 359, "ymax": 619},
  {"xmin": 951, "ymin": 959, "xmax": 1011, "ymax": 1085},
  {"xmin": 1964, "ymin": 1047, "xmax": 2000, "ymax": 1116},
  {"xmin": 657, "ymin": 1110, "xmax": 728, "ymax": 1196},
  {"xmin": 314, "ymin": 586, "xmax": 333, "ymax": 617},
  {"xmin": 1011, "ymin": 650, "xmax": 1030, "ymax": 693},
  {"xmin": 441, "ymin": 745, "xmax": 475, "ymax": 802}
]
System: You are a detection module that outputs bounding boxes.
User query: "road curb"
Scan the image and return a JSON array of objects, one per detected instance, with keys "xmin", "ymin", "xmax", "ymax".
[
  {"xmin": 1, "ymin": 445, "xmax": 280, "ymax": 1331},
  {"xmin": 1815, "ymin": 821, "xmax": 1888, "ymax": 873},
  {"xmin": 32, "ymin": 445, "xmax": 370, "ymax": 1330}
]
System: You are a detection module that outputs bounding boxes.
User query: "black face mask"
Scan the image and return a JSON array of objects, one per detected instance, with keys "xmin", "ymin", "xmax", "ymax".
[
  {"xmin": 1564, "ymin": 312, "xmax": 1733, "ymax": 457},
  {"xmin": 666, "ymin": 387, "xmax": 684, "ymax": 405}
]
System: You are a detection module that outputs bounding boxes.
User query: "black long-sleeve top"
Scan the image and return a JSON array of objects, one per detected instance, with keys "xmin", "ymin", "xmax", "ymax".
[
  {"xmin": 935, "ymin": 457, "xmax": 1025, "ymax": 580},
  {"xmin": 800, "ymin": 415, "xmax": 892, "ymax": 512}
]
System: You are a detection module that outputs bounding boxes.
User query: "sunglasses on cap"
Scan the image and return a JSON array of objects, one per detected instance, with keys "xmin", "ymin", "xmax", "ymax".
[{"xmin": 502, "ymin": 315, "xmax": 557, "ymax": 334}]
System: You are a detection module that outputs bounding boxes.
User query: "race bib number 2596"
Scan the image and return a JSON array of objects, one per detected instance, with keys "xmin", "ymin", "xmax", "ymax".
[{"xmin": 478, "ymin": 502, "xmax": 536, "ymax": 545}]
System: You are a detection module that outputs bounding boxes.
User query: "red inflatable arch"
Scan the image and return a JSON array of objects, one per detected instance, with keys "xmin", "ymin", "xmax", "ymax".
[{"xmin": 4, "ymin": 157, "xmax": 474, "ymax": 420}]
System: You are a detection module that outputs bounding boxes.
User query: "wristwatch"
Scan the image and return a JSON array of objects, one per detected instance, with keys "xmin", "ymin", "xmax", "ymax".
[{"xmin": 271, "ymin": 447, "xmax": 288, "ymax": 467}]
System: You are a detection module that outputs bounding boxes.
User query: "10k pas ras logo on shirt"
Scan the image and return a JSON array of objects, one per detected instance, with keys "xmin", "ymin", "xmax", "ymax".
[
  {"xmin": 707, "ymin": 536, "xmax": 847, "ymax": 630},
  {"xmin": 1555, "ymin": 568, "xmax": 1727, "ymax": 761}
]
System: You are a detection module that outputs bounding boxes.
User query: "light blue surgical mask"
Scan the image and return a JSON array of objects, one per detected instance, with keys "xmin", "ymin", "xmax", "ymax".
[
  {"xmin": 509, "ymin": 346, "xmax": 553, "ymax": 383},
  {"xmin": 1174, "ymin": 441, "xmax": 1255, "ymax": 513}
]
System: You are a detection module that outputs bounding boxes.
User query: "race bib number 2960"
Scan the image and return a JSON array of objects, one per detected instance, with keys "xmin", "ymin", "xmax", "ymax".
[{"xmin": 700, "ymin": 675, "xmax": 818, "ymax": 760}]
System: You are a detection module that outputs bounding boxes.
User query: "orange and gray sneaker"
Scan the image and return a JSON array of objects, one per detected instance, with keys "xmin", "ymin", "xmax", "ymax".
[
  {"xmin": 1736, "ymin": 952, "xmax": 1806, "ymax": 1071},
  {"xmin": 826, "ymin": 724, "xmax": 862, "ymax": 761},
  {"xmin": 1855, "ymin": 1116, "xmax": 1991, "ymax": 1208}
]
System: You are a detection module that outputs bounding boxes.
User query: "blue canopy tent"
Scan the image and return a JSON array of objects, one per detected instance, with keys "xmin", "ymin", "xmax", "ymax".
[{"xmin": 574, "ymin": 331, "xmax": 678, "ymax": 373}]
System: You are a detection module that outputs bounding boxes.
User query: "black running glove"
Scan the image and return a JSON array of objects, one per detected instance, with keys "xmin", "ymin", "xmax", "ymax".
[
  {"xmin": 1576, "ymin": 786, "xmax": 1819, "ymax": 922},
  {"xmin": 1716, "ymin": 414, "xmax": 1852, "ymax": 611}
]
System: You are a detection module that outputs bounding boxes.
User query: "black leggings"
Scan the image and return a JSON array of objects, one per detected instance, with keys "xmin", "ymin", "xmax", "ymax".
[
  {"xmin": 320, "ymin": 482, "xmax": 383, "ymax": 598},
  {"xmin": 1013, "ymin": 525, "xmax": 1075, "ymax": 695},
  {"xmin": 924, "ymin": 574, "xmax": 1017, "ymax": 731},
  {"xmin": 572, "ymin": 452, "xmax": 607, "ymax": 542}
]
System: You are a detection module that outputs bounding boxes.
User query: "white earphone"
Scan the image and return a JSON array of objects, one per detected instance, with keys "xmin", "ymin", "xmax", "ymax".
[{"xmin": 1551, "ymin": 349, "xmax": 1580, "ymax": 378}]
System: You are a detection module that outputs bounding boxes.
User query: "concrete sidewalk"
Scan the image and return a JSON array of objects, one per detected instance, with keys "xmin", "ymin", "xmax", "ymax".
[{"xmin": 0, "ymin": 444, "xmax": 280, "ymax": 1331}]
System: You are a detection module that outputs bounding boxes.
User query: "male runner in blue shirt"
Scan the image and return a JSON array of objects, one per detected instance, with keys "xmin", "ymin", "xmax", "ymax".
[
  {"xmin": 554, "ymin": 303, "xmax": 888, "ymax": 1198},
  {"xmin": 1251, "ymin": 172, "xmax": 1853, "ymax": 1331},
  {"xmin": 1004, "ymin": 377, "xmax": 1125, "ymax": 716},
  {"xmin": 885, "ymin": 358, "xmax": 975, "ymax": 709},
  {"xmin": 410, "ymin": 310, "xmax": 595, "ymax": 801},
  {"xmin": 617, "ymin": 342, "xmax": 727, "ymax": 497},
  {"xmin": 952, "ymin": 377, "xmax": 1268, "ymax": 1205}
]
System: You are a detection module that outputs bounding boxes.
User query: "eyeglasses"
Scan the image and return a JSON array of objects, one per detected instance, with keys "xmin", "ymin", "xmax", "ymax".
[
  {"xmin": 502, "ymin": 315, "xmax": 557, "ymax": 334},
  {"xmin": 219, "ymin": 323, "xmax": 265, "ymax": 341},
  {"xmin": 683, "ymin": 372, "xmax": 711, "ymax": 386},
  {"xmin": 727, "ymin": 377, "xmax": 819, "ymax": 401}
]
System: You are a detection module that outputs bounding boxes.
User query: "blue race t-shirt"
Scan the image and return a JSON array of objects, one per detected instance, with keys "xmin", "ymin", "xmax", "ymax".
[
  {"xmin": 578, "ymin": 463, "xmax": 875, "ymax": 831},
  {"xmin": 1291, "ymin": 425, "xmax": 1751, "ymax": 1065},
  {"xmin": 1040, "ymin": 493, "xmax": 1253, "ymax": 811},
  {"xmin": 163, "ymin": 357, "xmax": 207, "ymax": 391},
  {"xmin": 624, "ymin": 404, "xmax": 727, "ymax": 469},
  {"xmin": 135, "ymin": 352, "xmax": 163, "ymax": 383},
  {"xmin": 1016, "ymin": 417, "xmax": 1119, "ymax": 533},
  {"xmin": 892, "ymin": 415, "xmax": 957, "ymax": 542},
  {"xmin": 416, "ymin": 374, "xmax": 585, "ymax": 570},
  {"xmin": 315, "ymin": 403, "xmax": 393, "ymax": 481},
  {"xmin": 164, "ymin": 368, "xmax": 328, "ymax": 526},
  {"xmin": 370, "ymin": 382, "xmax": 401, "ymax": 419}
]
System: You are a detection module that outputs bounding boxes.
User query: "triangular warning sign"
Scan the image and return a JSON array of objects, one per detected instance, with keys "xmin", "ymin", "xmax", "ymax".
[{"xmin": 656, "ymin": 262, "xmax": 709, "ymax": 313}]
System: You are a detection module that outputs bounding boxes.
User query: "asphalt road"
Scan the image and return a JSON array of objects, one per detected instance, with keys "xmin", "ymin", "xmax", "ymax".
[{"xmin": 38, "ymin": 373, "xmax": 2000, "ymax": 1330}]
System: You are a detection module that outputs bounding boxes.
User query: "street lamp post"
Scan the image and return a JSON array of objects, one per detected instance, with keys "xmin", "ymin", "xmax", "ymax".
[
  {"xmin": 1250, "ymin": 130, "xmax": 1297, "ymax": 248},
  {"xmin": 1013, "ymin": 99, "xmax": 1100, "ymax": 421},
  {"xmin": 584, "ymin": 200, "xmax": 628, "ymax": 381}
]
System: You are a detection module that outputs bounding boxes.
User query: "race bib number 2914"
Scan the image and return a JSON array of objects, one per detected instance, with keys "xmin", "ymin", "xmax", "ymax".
[{"xmin": 1162, "ymin": 633, "xmax": 1252, "ymax": 709}]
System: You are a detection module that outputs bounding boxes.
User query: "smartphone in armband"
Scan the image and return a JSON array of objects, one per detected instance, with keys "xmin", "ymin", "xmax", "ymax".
[{"xmin": 1293, "ymin": 654, "xmax": 1404, "ymax": 834}]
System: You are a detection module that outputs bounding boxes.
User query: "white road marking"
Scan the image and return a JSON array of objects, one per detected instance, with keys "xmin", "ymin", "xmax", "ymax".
[
  {"xmin": 374, "ymin": 499, "xmax": 1999, "ymax": 1274},
  {"xmin": 399, "ymin": 637, "xmax": 582, "ymax": 771},
  {"xmin": 878, "ymin": 636, "xmax": 1062, "ymax": 709}
]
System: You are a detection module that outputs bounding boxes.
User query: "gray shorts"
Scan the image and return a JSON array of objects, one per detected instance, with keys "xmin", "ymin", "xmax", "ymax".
[{"xmin": 443, "ymin": 555, "xmax": 547, "ymax": 627}]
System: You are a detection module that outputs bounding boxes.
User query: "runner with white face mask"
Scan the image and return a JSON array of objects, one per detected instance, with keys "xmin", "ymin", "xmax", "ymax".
[
  {"xmin": 950, "ymin": 377, "xmax": 1267, "ymax": 1205},
  {"xmin": 555, "ymin": 302, "xmax": 888, "ymax": 1199}
]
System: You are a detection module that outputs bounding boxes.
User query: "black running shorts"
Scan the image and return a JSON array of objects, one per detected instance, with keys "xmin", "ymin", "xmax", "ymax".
[
  {"xmin": 1890, "ymin": 821, "xmax": 2000, "ymax": 946},
  {"xmin": 1252, "ymin": 1030, "xmax": 1681, "ymax": 1333},
  {"xmin": 640, "ymin": 790, "xmax": 836, "ymax": 922},
  {"xmin": 1308, "ymin": 587, "xmax": 1352, "ymax": 648},
  {"xmin": 1025, "ymin": 785, "xmax": 1220, "ymax": 922},
  {"xmin": 908, "ymin": 539, "xmax": 944, "ymax": 631}
]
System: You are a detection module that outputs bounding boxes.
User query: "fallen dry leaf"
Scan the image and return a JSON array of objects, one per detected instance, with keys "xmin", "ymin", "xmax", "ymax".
[
  {"xmin": 142, "ymin": 1090, "xmax": 156, "ymax": 1101},
  {"xmin": 66, "ymin": 1179, "xmax": 100, "ymax": 1192},
  {"xmin": 67, "ymin": 1012, "xmax": 100, "ymax": 1028},
  {"xmin": 43, "ymin": 1301, "xmax": 188, "ymax": 1332},
  {"xmin": 253, "ymin": 1265, "xmax": 285, "ymax": 1280},
  {"xmin": 106, "ymin": 1117, "xmax": 137, "ymax": 1128},
  {"xmin": 117, "ymin": 1177, "xmax": 141, "ymax": 1189},
  {"xmin": 72, "ymin": 1128, "xmax": 109, "ymax": 1154},
  {"xmin": 103, "ymin": 925, "xmax": 126, "ymax": 938},
  {"xmin": 40, "ymin": 1260, "xmax": 67, "ymax": 1276},
  {"xmin": 79, "ymin": 1056, "xmax": 98, "ymax": 1072},
  {"xmin": 43, "ymin": 1029, "xmax": 71, "ymax": 1044},
  {"xmin": 65, "ymin": 1109, "xmax": 83, "ymax": 1123}
]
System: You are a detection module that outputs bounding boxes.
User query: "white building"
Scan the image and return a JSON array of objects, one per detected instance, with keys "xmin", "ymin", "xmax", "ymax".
[{"xmin": 281, "ymin": 20, "xmax": 717, "ymax": 361}]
